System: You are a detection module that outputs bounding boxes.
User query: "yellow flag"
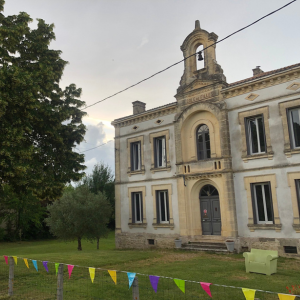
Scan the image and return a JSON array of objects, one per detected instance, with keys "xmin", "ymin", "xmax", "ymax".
[
  {"xmin": 24, "ymin": 258, "xmax": 29, "ymax": 268},
  {"xmin": 89, "ymin": 268, "xmax": 95, "ymax": 283},
  {"xmin": 12, "ymin": 256, "xmax": 17, "ymax": 265},
  {"xmin": 108, "ymin": 270, "xmax": 117, "ymax": 284},
  {"xmin": 278, "ymin": 294, "xmax": 295, "ymax": 300},
  {"xmin": 242, "ymin": 288, "xmax": 256, "ymax": 300}
]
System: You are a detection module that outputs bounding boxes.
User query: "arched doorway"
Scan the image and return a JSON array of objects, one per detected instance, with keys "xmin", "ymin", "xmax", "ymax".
[{"xmin": 200, "ymin": 184, "xmax": 221, "ymax": 235}]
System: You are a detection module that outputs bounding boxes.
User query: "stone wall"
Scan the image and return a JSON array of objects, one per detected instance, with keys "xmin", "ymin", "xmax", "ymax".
[
  {"xmin": 115, "ymin": 232, "xmax": 179, "ymax": 249},
  {"xmin": 237, "ymin": 237, "xmax": 300, "ymax": 258}
]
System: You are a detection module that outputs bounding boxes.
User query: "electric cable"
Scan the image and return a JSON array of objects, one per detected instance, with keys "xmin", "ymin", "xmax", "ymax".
[
  {"xmin": 82, "ymin": 0, "xmax": 297, "ymax": 110},
  {"xmin": 74, "ymin": 140, "xmax": 113, "ymax": 153}
]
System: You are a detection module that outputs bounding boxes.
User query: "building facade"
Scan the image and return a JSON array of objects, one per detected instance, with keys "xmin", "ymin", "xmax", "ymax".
[{"xmin": 111, "ymin": 21, "xmax": 300, "ymax": 256}]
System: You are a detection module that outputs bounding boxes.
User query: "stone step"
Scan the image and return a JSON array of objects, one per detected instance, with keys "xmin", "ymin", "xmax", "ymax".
[
  {"xmin": 181, "ymin": 246, "xmax": 229, "ymax": 253},
  {"xmin": 186, "ymin": 242, "xmax": 227, "ymax": 249}
]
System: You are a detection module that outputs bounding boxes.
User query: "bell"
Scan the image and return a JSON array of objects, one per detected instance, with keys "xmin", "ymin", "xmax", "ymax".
[{"xmin": 198, "ymin": 51, "xmax": 204, "ymax": 61}]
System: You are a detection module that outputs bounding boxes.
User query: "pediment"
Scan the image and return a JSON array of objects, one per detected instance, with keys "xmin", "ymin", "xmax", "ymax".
[{"xmin": 182, "ymin": 79, "xmax": 215, "ymax": 94}]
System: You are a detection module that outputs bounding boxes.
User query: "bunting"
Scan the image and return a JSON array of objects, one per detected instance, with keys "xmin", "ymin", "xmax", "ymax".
[
  {"xmin": 89, "ymin": 268, "xmax": 95, "ymax": 283},
  {"xmin": 149, "ymin": 275, "xmax": 160, "ymax": 293},
  {"xmin": 12, "ymin": 256, "xmax": 17, "ymax": 265},
  {"xmin": 200, "ymin": 282, "xmax": 212, "ymax": 297},
  {"xmin": 68, "ymin": 265, "xmax": 74, "ymax": 279},
  {"xmin": 3, "ymin": 256, "xmax": 8, "ymax": 265},
  {"xmin": 23, "ymin": 258, "xmax": 29, "ymax": 269},
  {"xmin": 174, "ymin": 278, "xmax": 185, "ymax": 293},
  {"xmin": 43, "ymin": 261, "xmax": 49, "ymax": 272},
  {"xmin": 55, "ymin": 263, "xmax": 59, "ymax": 276},
  {"xmin": 127, "ymin": 272, "xmax": 136, "ymax": 289},
  {"xmin": 278, "ymin": 294, "xmax": 295, "ymax": 300},
  {"xmin": 32, "ymin": 260, "xmax": 38, "ymax": 272},
  {"xmin": 242, "ymin": 288, "xmax": 256, "ymax": 300},
  {"xmin": 108, "ymin": 270, "xmax": 117, "ymax": 284}
]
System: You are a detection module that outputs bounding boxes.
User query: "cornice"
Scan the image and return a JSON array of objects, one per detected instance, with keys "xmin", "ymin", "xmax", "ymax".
[
  {"xmin": 222, "ymin": 68, "xmax": 300, "ymax": 99},
  {"xmin": 111, "ymin": 103, "xmax": 177, "ymax": 128}
]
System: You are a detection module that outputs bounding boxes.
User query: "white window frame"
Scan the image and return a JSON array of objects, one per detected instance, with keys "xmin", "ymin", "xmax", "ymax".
[
  {"xmin": 157, "ymin": 190, "xmax": 169, "ymax": 224},
  {"xmin": 288, "ymin": 107, "xmax": 300, "ymax": 149},
  {"xmin": 132, "ymin": 192, "xmax": 143, "ymax": 223},
  {"xmin": 253, "ymin": 182, "xmax": 273, "ymax": 224},
  {"xmin": 246, "ymin": 115, "xmax": 266, "ymax": 155},
  {"xmin": 131, "ymin": 142, "xmax": 141, "ymax": 171},
  {"xmin": 154, "ymin": 136, "xmax": 166, "ymax": 168}
]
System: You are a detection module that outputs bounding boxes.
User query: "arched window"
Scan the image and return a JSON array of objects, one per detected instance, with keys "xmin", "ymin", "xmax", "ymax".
[
  {"xmin": 200, "ymin": 184, "xmax": 219, "ymax": 197},
  {"xmin": 197, "ymin": 124, "xmax": 211, "ymax": 160}
]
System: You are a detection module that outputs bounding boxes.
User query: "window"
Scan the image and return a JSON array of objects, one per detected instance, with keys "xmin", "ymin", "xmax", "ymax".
[
  {"xmin": 252, "ymin": 182, "xmax": 274, "ymax": 224},
  {"xmin": 196, "ymin": 124, "xmax": 210, "ymax": 160},
  {"xmin": 296, "ymin": 179, "xmax": 300, "ymax": 215},
  {"xmin": 245, "ymin": 115, "xmax": 266, "ymax": 154},
  {"xmin": 156, "ymin": 190, "xmax": 169, "ymax": 224},
  {"xmin": 131, "ymin": 192, "xmax": 143, "ymax": 223},
  {"xmin": 288, "ymin": 107, "xmax": 300, "ymax": 149},
  {"xmin": 154, "ymin": 136, "xmax": 166, "ymax": 168},
  {"xmin": 130, "ymin": 142, "xmax": 141, "ymax": 171}
]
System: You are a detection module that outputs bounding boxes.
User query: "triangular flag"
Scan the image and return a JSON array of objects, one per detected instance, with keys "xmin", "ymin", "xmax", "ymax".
[
  {"xmin": 108, "ymin": 270, "xmax": 117, "ymax": 284},
  {"xmin": 200, "ymin": 282, "xmax": 212, "ymax": 297},
  {"xmin": 242, "ymin": 288, "xmax": 256, "ymax": 300},
  {"xmin": 68, "ymin": 265, "xmax": 74, "ymax": 279},
  {"xmin": 127, "ymin": 272, "xmax": 136, "ymax": 289},
  {"xmin": 89, "ymin": 268, "xmax": 95, "ymax": 283},
  {"xmin": 32, "ymin": 260, "xmax": 38, "ymax": 271},
  {"xmin": 149, "ymin": 275, "xmax": 160, "ymax": 293},
  {"xmin": 174, "ymin": 278, "xmax": 185, "ymax": 293},
  {"xmin": 55, "ymin": 263, "xmax": 59, "ymax": 276},
  {"xmin": 12, "ymin": 256, "xmax": 17, "ymax": 265},
  {"xmin": 278, "ymin": 294, "xmax": 296, "ymax": 300},
  {"xmin": 4, "ymin": 256, "xmax": 8, "ymax": 265},
  {"xmin": 24, "ymin": 258, "xmax": 29, "ymax": 268},
  {"xmin": 43, "ymin": 261, "xmax": 49, "ymax": 272}
]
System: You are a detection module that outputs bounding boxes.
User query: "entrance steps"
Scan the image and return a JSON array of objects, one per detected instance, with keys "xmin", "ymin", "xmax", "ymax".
[{"xmin": 181, "ymin": 241, "xmax": 228, "ymax": 253}]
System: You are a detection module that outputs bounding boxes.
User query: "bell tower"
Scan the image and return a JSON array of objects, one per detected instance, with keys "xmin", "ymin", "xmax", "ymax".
[{"xmin": 177, "ymin": 20, "xmax": 226, "ymax": 93}]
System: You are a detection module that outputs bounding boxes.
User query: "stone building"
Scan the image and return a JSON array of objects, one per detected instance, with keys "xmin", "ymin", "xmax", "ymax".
[{"xmin": 111, "ymin": 21, "xmax": 300, "ymax": 256}]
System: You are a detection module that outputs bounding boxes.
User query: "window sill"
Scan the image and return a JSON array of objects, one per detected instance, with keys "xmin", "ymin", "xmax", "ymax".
[
  {"xmin": 128, "ymin": 223, "xmax": 147, "ymax": 229},
  {"xmin": 242, "ymin": 152, "xmax": 274, "ymax": 163},
  {"xmin": 292, "ymin": 224, "xmax": 300, "ymax": 233},
  {"xmin": 150, "ymin": 166, "xmax": 171, "ymax": 173},
  {"xmin": 284, "ymin": 148, "xmax": 300, "ymax": 158},
  {"xmin": 153, "ymin": 223, "xmax": 174, "ymax": 230},
  {"xmin": 248, "ymin": 223, "xmax": 282, "ymax": 232},
  {"xmin": 127, "ymin": 168, "xmax": 145, "ymax": 177}
]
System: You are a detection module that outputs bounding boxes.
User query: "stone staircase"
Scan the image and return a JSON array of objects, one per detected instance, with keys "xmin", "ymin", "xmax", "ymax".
[{"xmin": 181, "ymin": 241, "xmax": 229, "ymax": 253}]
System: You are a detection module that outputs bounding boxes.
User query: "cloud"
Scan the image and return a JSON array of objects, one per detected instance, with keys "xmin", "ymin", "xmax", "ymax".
[{"xmin": 138, "ymin": 36, "xmax": 149, "ymax": 49}]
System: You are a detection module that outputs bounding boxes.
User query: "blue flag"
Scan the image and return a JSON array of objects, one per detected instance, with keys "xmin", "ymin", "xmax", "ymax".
[
  {"xmin": 127, "ymin": 272, "xmax": 136, "ymax": 289},
  {"xmin": 32, "ymin": 260, "xmax": 38, "ymax": 272}
]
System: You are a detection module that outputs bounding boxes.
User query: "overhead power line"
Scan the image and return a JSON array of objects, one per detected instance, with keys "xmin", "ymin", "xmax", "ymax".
[
  {"xmin": 75, "ymin": 140, "xmax": 113, "ymax": 153},
  {"xmin": 82, "ymin": 0, "xmax": 297, "ymax": 111}
]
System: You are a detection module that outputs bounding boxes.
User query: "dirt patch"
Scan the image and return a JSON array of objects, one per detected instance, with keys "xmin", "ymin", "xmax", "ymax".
[{"xmin": 231, "ymin": 276, "xmax": 249, "ymax": 280}]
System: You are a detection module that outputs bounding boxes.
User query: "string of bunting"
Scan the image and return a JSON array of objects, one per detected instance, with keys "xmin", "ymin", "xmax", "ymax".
[{"xmin": 3, "ymin": 255, "xmax": 296, "ymax": 299}]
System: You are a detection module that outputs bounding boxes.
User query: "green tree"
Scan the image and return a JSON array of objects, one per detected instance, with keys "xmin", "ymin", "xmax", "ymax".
[
  {"xmin": 0, "ymin": 0, "xmax": 87, "ymax": 199},
  {"xmin": 45, "ymin": 185, "xmax": 111, "ymax": 250},
  {"xmin": 82, "ymin": 163, "xmax": 115, "ymax": 229},
  {"xmin": 0, "ymin": 185, "xmax": 46, "ymax": 241}
]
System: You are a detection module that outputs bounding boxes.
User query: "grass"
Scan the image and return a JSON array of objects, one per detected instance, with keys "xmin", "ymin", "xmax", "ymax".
[{"xmin": 0, "ymin": 232, "xmax": 299, "ymax": 299}]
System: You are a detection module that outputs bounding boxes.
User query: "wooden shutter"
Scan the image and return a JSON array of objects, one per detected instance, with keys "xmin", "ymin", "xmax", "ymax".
[
  {"xmin": 267, "ymin": 182, "xmax": 275, "ymax": 224},
  {"xmin": 245, "ymin": 118, "xmax": 251, "ymax": 155},
  {"xmin": 250, "ymin": 183, "xmax": 257, "ymax": 224},
  {"xmin": 156, "ymin": 191, "xmax": 160, "ymax": 224},
  {"xmin": 162, "ymin": 137, "xmax": 166, "ymax": 167},
  {"xmin": 131, "ymin": 193, "xmax": 135, "ymax": 223},
  {"xmin": 166, "ymin": 191, "xmax": 170, "ymax": 222}
]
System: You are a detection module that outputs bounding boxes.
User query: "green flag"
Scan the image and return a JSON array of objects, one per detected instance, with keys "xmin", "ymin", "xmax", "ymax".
[{"xmin": 174, "ymin": 278, "xmax": 185, "ymax": 293}]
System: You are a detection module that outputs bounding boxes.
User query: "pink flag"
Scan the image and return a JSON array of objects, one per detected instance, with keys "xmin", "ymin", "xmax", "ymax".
[
  {"xmin": 4, "ymin": 256, "xmax": 8, "ymax": 265},
  {"xmin": 68, "ymin": 265, "xmax": 74, "ymax": 279},
  {"xmin": 200, "ymin": 282, "xmax": 212, "ymax": 298}
]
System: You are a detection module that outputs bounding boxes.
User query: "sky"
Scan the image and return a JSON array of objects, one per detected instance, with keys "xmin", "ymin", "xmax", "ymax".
[{"xmin": 4, "ymin": 0, "xmax": 300, "ymax": 176}]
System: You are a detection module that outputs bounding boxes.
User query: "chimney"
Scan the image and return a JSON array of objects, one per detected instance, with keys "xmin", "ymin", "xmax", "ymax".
[
  {"xmin": 252, "ymin": 66, "xmax": 264, "ymax": 76},
  {"xmin": 132, "ymin": 101, "xmax": 146, "ymax": 115}
]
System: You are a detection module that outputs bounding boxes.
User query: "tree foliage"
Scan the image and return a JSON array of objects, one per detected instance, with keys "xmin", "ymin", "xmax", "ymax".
[
  {"xmin": 45, "ymin": 185, "xmax": 112, "ymax": 250},
  {"xmin": 0, "ymin": 0, "xmax": 87, "ymax": 199},
  {"xmin": 82, "ymin": 163, "xmax": 115, "ymax": 229}
]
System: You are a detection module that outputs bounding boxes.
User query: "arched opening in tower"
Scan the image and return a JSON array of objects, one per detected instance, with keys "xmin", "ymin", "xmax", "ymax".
[{"xmin": 196, "ymin": 44, "xmax": 204, "ymax": 71}]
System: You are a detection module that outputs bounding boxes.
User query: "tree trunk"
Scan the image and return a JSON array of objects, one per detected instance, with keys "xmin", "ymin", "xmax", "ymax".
[
  {"xmin": 97, "ymin": 237, "xmax": 99, "ymax": 250},
  {"xmin": 77, "ymin": 237, "xmax": 82, "ymax": 251}
]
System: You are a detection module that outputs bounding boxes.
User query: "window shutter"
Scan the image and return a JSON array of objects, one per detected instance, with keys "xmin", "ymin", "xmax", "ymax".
[
  {"xmin": 131, "ymin": 193, "xmax": 135, "ymax": 223},
  {"xmin": 138, "ymin": 142, "xmax": 141, "ymax": 170},
  {"xmin": 268, "ymin": 183, "xmax": 275, "ymax": 224},
  {"xmin": 140, "ymin": 193, "xmax": 143, "ymax": 222},
  {"xmin": 162, "ymin": 137, "xmax": 166, "ymax": 166},
  {"xmin": 296, "ymin": 180, "xmax": 300, "ymax": 216},
  {"xmin": 260, "ymin": 114, "xmax": 267, "ymax": 153},
  {"xmin": 250, "ymin": 183, "xmax": 257, "ymax": 224},
  {"xmin": 156, "ymin": 191, "xmax": 160, "ymax": 224},
  {"xmin": 166, "ymin": 191, "xmax": 170, "ymax": 222},
  {"xmin": 130, "ymin": 143, "xmax": 134, "ymax": 171},
  {"xmin": 245, "ymin": 118, "xmax": 251, "ymax": 155},
  {"xmin": 154, "ymin": 138, "xmax": 157, "ymax": 168}
]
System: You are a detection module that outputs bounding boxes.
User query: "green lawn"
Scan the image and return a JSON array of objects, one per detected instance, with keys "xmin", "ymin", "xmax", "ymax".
[{"xmin": 0, "ymin": 232, "xmax": 299, "ymax": 299}]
